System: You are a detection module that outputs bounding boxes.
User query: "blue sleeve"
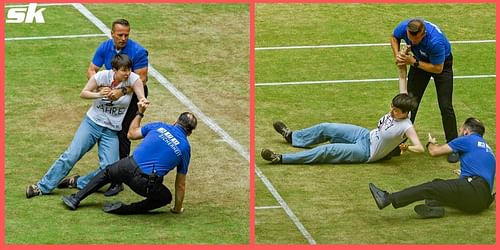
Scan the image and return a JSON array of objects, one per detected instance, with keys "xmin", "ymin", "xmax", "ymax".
[
  {"xmin": 141, "ymin": 122, "xmax": 158, "ymax": 137},
  {"xmin": 447, "ymin": 136, "xmax": 468, "ymax": 153},
  {"xmin": 133, "ymin": 47, "xmax": 149, "ymax": 71},
  {"xmin": 177, "ymin": 147, "xmax": 191, "ymax": 175},
  {"xmin": 392, "ymin": 20, "xmax": 408, "ymax": 39},
  {"xmin": 429, "ymin": 42, "xmax": 446, "ymax": 65},
  {"xmin": 92, "ymin": 42, "xmax": 106, "ymax": 67}
]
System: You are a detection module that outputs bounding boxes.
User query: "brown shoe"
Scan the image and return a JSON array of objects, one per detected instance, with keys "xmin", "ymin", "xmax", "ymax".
[
  {"xmin": 273, "ymin": 121, "xmax": 292, "ymax": 143},
  {"xmin": 261, "ymin": 149, "xmax": 282, "ymax": 164},
  {"xmin": 57, "ymin": 175, "xmax": 79, "ymax": 189},
  {"xmin": 26, "ymin": 184, "xmax": 42, "ymax": 199}
]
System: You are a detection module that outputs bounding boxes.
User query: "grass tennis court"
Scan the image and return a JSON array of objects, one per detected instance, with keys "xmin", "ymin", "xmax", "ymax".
[
  {"xmin": 255, "ymin": 3, "xmax": 496, "ymax": 244},
  {"xmin": 5, "ymin": 3, "xmax": 249, "ymax": 244}
]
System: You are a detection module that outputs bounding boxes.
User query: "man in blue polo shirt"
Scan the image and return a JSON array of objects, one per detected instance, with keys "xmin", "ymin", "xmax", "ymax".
[
  {"xmin": 369, "ymin": 117, "xmax": 495, "ymax": 218},
  {"xmin": 390, "ymin": 18, "xmax": 459, "ymax": 163},
  {"xmin": 87, "ymin": 18, "xmax": 150, "ymax": 196},
  {"xmin": 61, "ymin": 101, "xmax": 197, "ymax": 215}
]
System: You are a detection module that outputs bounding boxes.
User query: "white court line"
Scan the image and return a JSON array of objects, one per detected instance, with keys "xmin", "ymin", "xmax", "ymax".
[
  {"xmin": 5, "ymin": 34, "xmax": 107, "ymax": 41},
  {"xmin": 72, "ymin": 3, "xmax": 316, "ymax": 245},
  {"xmin": 256, "ymin": 40, "xmax": 496, "ymax": 51},
  {"xmin": 256, "ymin": 205, "xmax": 284, "ymax": 210},
  {"xmin": 255, "ymin": 167, "xmax": 316, "ymax": 244},
  {"xmin": 256, "ymin": 74, "xmax": 497, "ymax": 87}
]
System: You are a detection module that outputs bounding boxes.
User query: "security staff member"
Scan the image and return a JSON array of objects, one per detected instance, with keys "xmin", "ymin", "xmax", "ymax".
[
  {"xmin": 62, "ymin": 100, "xmax": 197, "ymax": 214},
  {"xmin": 391, "ymin": 18, "xmax": 459, "ymax": 163},
  {"xmin": 369, "ymin": 118, "xmax": 495, "ymax": 218}
]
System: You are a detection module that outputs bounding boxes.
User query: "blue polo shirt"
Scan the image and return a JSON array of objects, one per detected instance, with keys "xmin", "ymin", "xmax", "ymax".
[
  {"xmin": 393, "ymin": 19, "xmax": 451, "ymax": 65},
  {"xmin": 132, "ymin": 122, "xmax": 191, "ymax": 177},
  {"xmin": 92, "ymin": 38, "xmax": 149, "ymax": 71},
  {"xmin": 448, "ymin": 134, "xmax": 496, "ymax": 190}
]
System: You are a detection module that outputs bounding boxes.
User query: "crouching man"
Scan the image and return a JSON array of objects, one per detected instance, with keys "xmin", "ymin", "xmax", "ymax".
[{"xmin": 62, "ymin": 100, "xmax": 197, "ymax": 214}]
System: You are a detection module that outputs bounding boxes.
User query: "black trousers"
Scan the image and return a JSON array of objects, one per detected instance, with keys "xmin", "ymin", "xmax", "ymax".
[
  {"xmin": 390, "ymin": 176, "xmax": 493, "ymax": 214},
  {"xmin": 407, "ymin": 55, "xmax": 457, "ymax": 142},
  {"xmin": 74, "ymin": 156, "xmax": 172, "ymax": 214},
  {"xmin": 118, "ymin": 85, "xmax": 149, "ymax": 159}
]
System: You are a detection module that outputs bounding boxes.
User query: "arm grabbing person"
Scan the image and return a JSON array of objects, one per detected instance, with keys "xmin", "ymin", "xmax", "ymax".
[
  {"xmin": 426, "ymin": 133, "xmax": 453, "ymax": 156},
  {"xmin": 390, "ymin": 39, "xmax": 411, "ymax": 94},
  {"xmin": 389, "ymin": 18, "xmax": 458, "ymax": 163}
]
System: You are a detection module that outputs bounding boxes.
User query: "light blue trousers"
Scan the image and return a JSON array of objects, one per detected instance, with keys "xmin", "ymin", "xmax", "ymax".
[
  {"xmin": 282, "ymin": 123, "xmax": 371, "ymax": 164},
  {"xmin": 37, "ymin": 116, "xmax": 119, "ymax": 193}
]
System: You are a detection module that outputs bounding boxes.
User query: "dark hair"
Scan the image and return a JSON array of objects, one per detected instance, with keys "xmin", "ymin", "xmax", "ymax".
[
  {"xmin": 392, "ymin": 93, "xmax": 417, "ymax": 114},
  {"xmin": 177, "ymin": 112, "xmax": 197, "ymax": 135},
  {"xmin": 407, "ymin": 18, "xmax": 425, "ymax": 36},
  {"xmin": 112, "ymin": 19, "xmax": 130, "ymax": 31},
  {"xmin": 463, "ymin": 117, "xmax": 485, "ymax": 136},
  {"xmin": 111, "ymin": 54, "xmax": 132, "ymax": 70}
]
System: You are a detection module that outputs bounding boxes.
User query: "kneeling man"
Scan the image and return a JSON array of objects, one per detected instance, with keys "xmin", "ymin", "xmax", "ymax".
[{"xmin": 62, "ymin": 101, "xmax": 197, "ymax": 214}]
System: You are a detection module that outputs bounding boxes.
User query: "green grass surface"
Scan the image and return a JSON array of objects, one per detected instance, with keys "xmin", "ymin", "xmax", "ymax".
[
  {"xmin": 255, "ymin": 4, "xmax": 495, "ymax": 47},
  {"xmin": 256, "ymin": 43, "xmax": 495, "ymax": 83},
  {"xmin": 255, "ymin": 3, "xmax": 496, "ymax": 244},
  {"xmin": 5, "ymin": 3, "xmax": 249, "ymax": 244}
]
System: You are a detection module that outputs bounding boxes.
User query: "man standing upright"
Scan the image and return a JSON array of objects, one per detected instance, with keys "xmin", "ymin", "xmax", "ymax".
[
  {"xmin": 88, "ymin": 19, "xmax": 149, "ymax": 195},
  {"xmin": 390, "ymin": 18, "xmax": 458, "ymax": 163}
]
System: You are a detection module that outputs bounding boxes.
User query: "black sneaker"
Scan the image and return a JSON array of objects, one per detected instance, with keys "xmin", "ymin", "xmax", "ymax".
[
  {"xmin": 424, "ymin": 199, "xmax": 442, "ymax": 207},
  {"xmin": 62, "ymin": 194, "xmax": 80, "ymax": 210},
  {"xmin": 57, "ymin": 175, "xmax": 79, "ymax": 189},
  {"xmin": 273, "ymin": 121, "xmax": 292, "ymax": 143},
  {"xmin": 414, "ymin": 204, "xmax": 445, "ymax": 218},
  {"xmin": 26, "ymin": 184, "xmax": 42, "ymax": 199},
  {"xmin": 104, "ymin": 183, "xmax": 124, "ymax": 197},
  {"xmin": 368, "ymin": 183, "xmax": 391, "ymax": 209},
  {"xmin": 102, "ymin": 201, "xmax": 125, "ymax": 213},
  {"xmin": 261, "ymin": 149, "xmax": 282, "ymax": 164},
  {"xmin": 447, "ymin": 152, "xmax": 459, "ymax": 163}
]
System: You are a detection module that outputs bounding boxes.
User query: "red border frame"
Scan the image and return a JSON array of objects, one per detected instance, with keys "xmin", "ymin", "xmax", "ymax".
[{"xmin": 2, "ymin": 0, "xmax": 498, "ymax": 249}]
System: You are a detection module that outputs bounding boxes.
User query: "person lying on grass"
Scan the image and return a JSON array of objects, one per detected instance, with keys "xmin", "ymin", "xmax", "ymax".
[{"xmin": 261, "ymin": 93, "xmax": 424, "ymax": 164}]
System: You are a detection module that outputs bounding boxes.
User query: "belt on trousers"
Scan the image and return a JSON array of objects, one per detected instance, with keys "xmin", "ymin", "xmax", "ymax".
[
  {"xmin": 127, "ymin": 156, "xmax": 162, "ymax": 195},
  {"xmin": 420, "ymin": 54, "xmax": 452, "ymax": 65},
  {"xmin": 465, "ymin": 176, "xmax": 490, "ymax": 192},
  {"xmin": 466, "ymin": 176, "xmax": 496, "ymax": 206},
  {"xmin": 128, "ymin": 156, "xmax": 160, "ymax": 180},
  {"xmin": 128, "ymin": 156, "xmax": 140, "ymax": 169}
]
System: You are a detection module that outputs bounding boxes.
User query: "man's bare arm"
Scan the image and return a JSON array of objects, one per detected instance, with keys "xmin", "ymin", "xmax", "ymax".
[{"xmin": 87, "ymin": 62, "xmax": 101, "ymax": 80}]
